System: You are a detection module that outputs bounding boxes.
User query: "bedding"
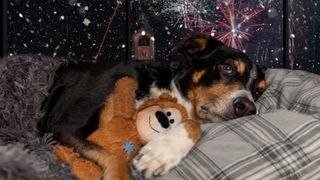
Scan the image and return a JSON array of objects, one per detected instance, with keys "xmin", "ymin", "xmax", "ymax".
[
  {"xmin": 1, "ymin": 56, "xmax": 320, "ymax": 180},
  {"xmin": 146, "ymin": 69, "xmax": 320, "ymax": 180}
]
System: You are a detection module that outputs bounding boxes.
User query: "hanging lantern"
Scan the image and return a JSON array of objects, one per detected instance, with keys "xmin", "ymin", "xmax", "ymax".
[{"xmin": 132, "ymin": 27, "xmax": 155, "ymax": 61}]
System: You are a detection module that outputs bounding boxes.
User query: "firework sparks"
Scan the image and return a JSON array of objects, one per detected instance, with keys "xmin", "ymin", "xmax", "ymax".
[
  {"xmin": 162, "ymin": 0, "xmax": 267, "ymax": 50},
  {"xmin": 161, "ymin": 0, "xmax": 211, "ymax": 30},
  {"xmin": 212, "ymin": 0, "xmax": 266, "ymax": 50}
]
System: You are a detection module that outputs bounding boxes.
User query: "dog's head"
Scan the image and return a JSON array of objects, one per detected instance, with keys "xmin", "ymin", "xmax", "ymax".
[{"xmin": 170, "ymin": 34, "xmax": 266, "ymax": 123}]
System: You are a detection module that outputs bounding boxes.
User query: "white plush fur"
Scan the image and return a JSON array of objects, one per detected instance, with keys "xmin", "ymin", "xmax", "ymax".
[
  {"xmin": 132, "ymin": 122, "xmax": 194, "ymax": 178},
  {"xmin": 133, "ymin": 80, "xmax": 196, "ymax": 177}
]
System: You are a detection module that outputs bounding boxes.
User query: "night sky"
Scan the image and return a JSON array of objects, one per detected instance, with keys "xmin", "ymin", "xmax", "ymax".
[
  {"xmin": 8, "ymin": 0, "xmax": 127, "ymax": 63},
  {"xmin": 130, "ymin": 0, "xmax": 284, "ymax": 68},
  {"xmin": 289, "ymin": 0, "xmax": 320, "ymax": 73},
  {"xmin": 7, "ymin": 0, "xmax": 320, "ymax": 74}
]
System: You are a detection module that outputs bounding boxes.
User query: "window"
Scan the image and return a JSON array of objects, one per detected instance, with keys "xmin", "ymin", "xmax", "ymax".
[{"xmin": 138, "ymin": 36, "xmax": 149, "ymax": 46}]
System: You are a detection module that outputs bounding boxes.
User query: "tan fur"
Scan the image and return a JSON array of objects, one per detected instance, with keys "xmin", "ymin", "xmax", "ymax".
[
  {"xmin": 111, "ymin": 77, "xmax": 137, "ymax": 119},
  {"xmin": 55, "ymin": 77, "xmax": 196, "ymax": 180},
  {"xmin": 137, "ymin": 94, "xmax": 189, "ymax": 120},
  {"xmin": 187, "ymin": 37, "xmax": 208, "ymax": 54},
  {"xmin": 258, "ymin": 80, "xmax": 267, "ymax": 90},
  {"xmin": 99, "ymin": 95, "xmax": 114, "ymax": 127},
  {"xmin": 82, "ymin": 148, "xmax": 110, "ymax": 169},
  {"xmin": 55, "ymin": 77, "xmax": 139, "ymax": 180},
  {"xmin": 189, "ymin": 83, "xmax": 240, "ymax": 104},
  {"xmin": 233, "ymin": 59, "xmax": 246, "ymax": 75},
  {"xmin": 99, "ymin": 78, "xmax": 137, "ymax": 126},
  {"xmin": 55, "ymin": 146, "xmax": 102, "ymax": 180},
  {"xmin": 63, "ymin": 119, "xmax": 140, "ymax": 180},
  {"xmin": 194, "ymin": 38, "xmax": 208, "ymax": 50},
  {"xmin": 187, "ymin": 83, "xmax": 240, "ymax": 120},
  {"xmin": 192, "ymin": 70, "xmax": 206, "ymax": 83},
  {"xmin": 103, "ymin": 156, "xmax": 130, "ymax": 180},
  {"xmin": 186, "ymin": 90, "xmax": 198, "ymax": 119},
  {"xmin": 183, "ymin": 120, "xmax": 201, "ymax": 142}
]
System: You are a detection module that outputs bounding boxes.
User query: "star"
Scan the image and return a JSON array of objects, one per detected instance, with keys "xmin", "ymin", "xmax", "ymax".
[{"xmin": 123, "ymin": 141, "xmax": 135, "ymax": 154}]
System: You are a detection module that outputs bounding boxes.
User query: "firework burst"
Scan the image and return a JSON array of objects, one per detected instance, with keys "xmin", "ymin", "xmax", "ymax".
[
  {"xmin": 212, "ymin": 0, "xmax": 266, "ymax": 50},
  {"xmin": 161, "ymin": 0, "xmax": 211, "ymax": 30},
  {"xmin": 162, "ymin": 0, "xmax": 268, "ymax": 50}
]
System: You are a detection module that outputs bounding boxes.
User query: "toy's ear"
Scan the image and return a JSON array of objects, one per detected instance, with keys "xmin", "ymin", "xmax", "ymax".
[{"xmin": 159, "ymin": 93, "xmax": 177, "ymax": 102}]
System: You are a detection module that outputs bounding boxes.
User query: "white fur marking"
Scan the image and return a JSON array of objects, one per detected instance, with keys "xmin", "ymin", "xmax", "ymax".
[
  {"xmin": 230, "ymin": 89, "xmax": 254, "ymax": 102},
  {"xmin": 148, "ymin": 81, "xmax": 193, "ymax": 118},
  {"xmin": 246, "ymin": 64, "xmax": 257, "ymax": 89}
]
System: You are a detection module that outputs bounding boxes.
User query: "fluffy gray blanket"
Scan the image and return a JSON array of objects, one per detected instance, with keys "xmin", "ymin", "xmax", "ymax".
[{"xmin": 0, "ymin": 55, "xmax": 75, "ymax": 180}]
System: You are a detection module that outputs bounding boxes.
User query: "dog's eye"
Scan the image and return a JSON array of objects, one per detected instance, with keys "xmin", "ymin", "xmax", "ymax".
[
  {"xmin": 166, "ymin": 112, "xmax": 171, "ymax": 116},
  {"xmin": 255, "ymin": 90, "xmax": 261, "ymax": 96},
  {"xmin": 254, "ymin": 88, "xmax": 264, "ymax": 101},
  {"xmin": 221, "ymin": 64, "xmax": 234, "ymax": 75}
]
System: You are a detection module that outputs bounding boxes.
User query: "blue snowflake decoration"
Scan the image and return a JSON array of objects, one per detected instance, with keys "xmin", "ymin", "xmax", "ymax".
[{"xmin": 123, "ymin": 141, "xmax": 135, "ymax": 154}]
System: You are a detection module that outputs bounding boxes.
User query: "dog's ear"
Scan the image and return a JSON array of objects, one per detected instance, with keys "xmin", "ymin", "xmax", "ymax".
[
  {"xmin": 180, "ymin": 34, "xmax": 223, "ymax": 59},
  {"xmin": 168, "ymin": 51, "xmax": 191, "ymax": 75},
  {"xmin": 260, "ymin": 65, "xmax": 268, "ymax": 72},
  {"xmin": 168, "ymin": 34, "xmax": 223, "ymax": 72},
  {"xmin": 255, "ymin": 64, "xmax": 267, "ymax": 77}
]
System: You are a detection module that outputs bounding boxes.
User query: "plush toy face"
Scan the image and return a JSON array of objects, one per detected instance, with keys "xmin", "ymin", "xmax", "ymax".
[{"xmin": 136, "ymin": 105, "xmax": 183, "ymax": 142}]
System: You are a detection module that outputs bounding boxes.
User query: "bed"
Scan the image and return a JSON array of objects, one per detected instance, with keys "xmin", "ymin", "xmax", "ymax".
[{"xmin": 1, "ymin": 55, "xmax": 320, "ymax": 180}]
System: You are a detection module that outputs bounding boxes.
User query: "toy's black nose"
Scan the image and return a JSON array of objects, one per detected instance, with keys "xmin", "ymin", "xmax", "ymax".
[
  {"xmin": 233, "ymin": 97, "xmax": 256, "ymax": 117},
  {"xmin": 155, "ymin": 111, "xmax": 170, "ymax": 129}
]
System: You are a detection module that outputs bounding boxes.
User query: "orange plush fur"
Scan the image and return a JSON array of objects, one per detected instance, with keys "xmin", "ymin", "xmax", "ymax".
[{"xmin": 55, "ymin": 77, "xmax": 189, "ymax": 180}]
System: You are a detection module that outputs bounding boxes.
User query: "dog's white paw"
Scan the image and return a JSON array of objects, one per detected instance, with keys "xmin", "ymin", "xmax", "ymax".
[{"xmin": 132, "ymin": 124, "xmax": 194, "ymax": 178}]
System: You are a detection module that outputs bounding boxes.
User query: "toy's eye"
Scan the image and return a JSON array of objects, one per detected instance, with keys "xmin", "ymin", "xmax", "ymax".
[{"xmin": 163, "ymin": 108, "xmax": 182, "ymax": 124}]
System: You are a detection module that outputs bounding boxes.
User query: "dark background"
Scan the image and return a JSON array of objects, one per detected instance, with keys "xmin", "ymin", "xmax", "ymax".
[
  {"xmin": 2, "ymin": 0, "xmax": 320, "ymax": 73},
  {"xmin": 288, "ymin": 0, "xmax": 320, "ymax": 73}
]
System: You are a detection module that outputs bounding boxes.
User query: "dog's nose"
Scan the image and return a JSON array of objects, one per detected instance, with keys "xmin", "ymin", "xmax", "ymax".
[{"xmin": 233, "ymin": 97, "xmax": 256, "ymax": 117}]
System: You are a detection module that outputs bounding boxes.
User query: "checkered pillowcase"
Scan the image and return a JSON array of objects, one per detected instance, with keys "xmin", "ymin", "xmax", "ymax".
[{"xmin": 148, "ymin": 69, "xmax": 320, "ymax": 180}]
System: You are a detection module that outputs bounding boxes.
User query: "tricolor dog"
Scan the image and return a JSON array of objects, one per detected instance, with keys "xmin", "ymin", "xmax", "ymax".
[{"xmin": 38, "ymin": 34, "xmax": 266, "ymax": 179}]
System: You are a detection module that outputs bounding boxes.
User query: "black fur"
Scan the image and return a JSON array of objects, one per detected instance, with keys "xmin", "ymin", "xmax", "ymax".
[{"xmin": 37, "ymin": 60, "xmax": 178, "ymax": 146}]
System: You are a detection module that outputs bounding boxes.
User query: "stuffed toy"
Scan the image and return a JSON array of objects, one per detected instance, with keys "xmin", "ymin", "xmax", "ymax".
[{"xmin": 55, "ymin": 77, "xmax": 190, "ymax": 180}]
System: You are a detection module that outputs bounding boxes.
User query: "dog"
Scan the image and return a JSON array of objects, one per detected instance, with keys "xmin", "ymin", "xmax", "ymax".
[{"xmin": 38, "ymin": 34, "xmax": 266, "ymax": 179}]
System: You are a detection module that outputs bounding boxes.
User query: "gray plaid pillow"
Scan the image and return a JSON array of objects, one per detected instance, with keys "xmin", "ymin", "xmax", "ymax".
[{"xmin": 147, "ymin": 69, "xmax": 320, "ymax": 180}]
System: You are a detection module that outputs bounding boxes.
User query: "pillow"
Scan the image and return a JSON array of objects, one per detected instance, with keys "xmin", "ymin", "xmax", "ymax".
[
  {"xmin": 257, "ymin": 69, "xmax": 320, "ymax": 115},
  {"xmin": 146, "ymin": 69, "xmax": 320, "ymax": 180},
  {"xmin": 148, "ymin": 110, "xmax": 320, "ymax": 180}
]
